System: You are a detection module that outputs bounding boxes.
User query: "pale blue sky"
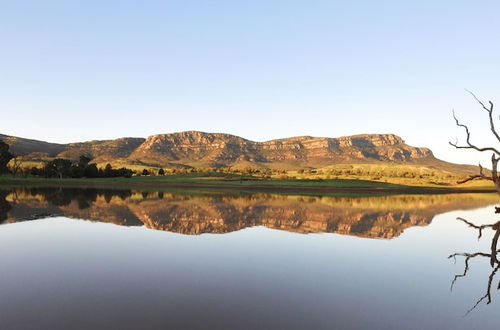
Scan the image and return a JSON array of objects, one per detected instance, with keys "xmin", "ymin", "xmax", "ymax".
[{"xmin": 1, "ymin": 0, "xmax": 500, "ymax": 165}]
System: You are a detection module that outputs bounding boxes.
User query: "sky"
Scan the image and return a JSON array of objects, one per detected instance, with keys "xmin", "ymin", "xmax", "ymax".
[{"xmin": 1, "ymin": 0, "xmax": 500, "ymax": 165}]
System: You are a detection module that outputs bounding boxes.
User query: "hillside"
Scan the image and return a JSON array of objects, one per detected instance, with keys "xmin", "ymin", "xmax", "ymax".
[
  {"xmin": 0, "ymin": 134, "xmax": 65, "ymax": 157},
  {"xmin": 0, "ymin": 131, "xmax": 479, "ymax": 175}
]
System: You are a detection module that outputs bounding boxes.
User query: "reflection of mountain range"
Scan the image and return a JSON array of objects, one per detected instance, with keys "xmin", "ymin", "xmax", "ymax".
[{"xmin": 1, "ymin": 188, "xmax": 498, "ymax": 238}]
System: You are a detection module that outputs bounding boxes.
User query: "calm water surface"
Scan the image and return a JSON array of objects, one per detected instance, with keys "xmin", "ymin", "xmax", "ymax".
[{"xmin": 0, "ymin": 187, "xmax": 499, "ymax": 330}]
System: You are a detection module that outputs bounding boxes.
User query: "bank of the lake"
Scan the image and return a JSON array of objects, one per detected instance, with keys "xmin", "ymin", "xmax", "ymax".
[{"xmin": 0, "ymin": 174, "xmax": 495, "ymax": 195}]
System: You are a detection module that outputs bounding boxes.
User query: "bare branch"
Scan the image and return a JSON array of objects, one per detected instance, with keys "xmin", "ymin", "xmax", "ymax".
[
  {"xmin": 456, "ymin": 175, "xmax": 492, "ymax": 184},
  {"xmin": 466, "ymin": 89, "xmax": 500, "ymax": 144},
  {"xmin": 455, "ymin": 162, "xmax": 496, "ymax": 184},
  {"xmin": 466, "ymin": 89, "xmax": 490, "ymax": 112},
  {"xmin": 456, "ymin": 217, "xmax": 497, "ymax": 239},
  {"xmin": 465, "ymin": 293, "xmax": 489, "ymax": 316},
  {"xmin": 449, "ymin": 110, "xmax": 500, "ymax": 155},
  {"xmin": 448, "ymin": 252, "xmax": 491, "ymax": 260},
  {"xmin": 465, "ymin": 264, "xmax": 500, "ymax": 315},
  {"xmin": 448, "ymin": 252, "xmax": 491, "ymax": 291},
  {"xmin": 449, "ymin": 217, "xmax": 500, "ymax": 315}
]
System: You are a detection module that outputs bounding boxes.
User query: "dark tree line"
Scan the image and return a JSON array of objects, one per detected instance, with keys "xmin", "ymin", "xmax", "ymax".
[
  {"xmin": 1, "ymin": 141, "xmax": 135, "ymax": 178},
  {"xmin": 29, "ymin": 156, "xmax": 133, "ymax": 179},
  {"xmin": 0, "ymin": 190, "xmax": 11, "ymax": 223},
  {"xmin": 0, "ymin": 141, "xmax": 13, "ymax": 174}
]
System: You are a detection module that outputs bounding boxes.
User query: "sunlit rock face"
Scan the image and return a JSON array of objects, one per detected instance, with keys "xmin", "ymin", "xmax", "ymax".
[
  {"xmin": 2, "ymin": 188, "xmax": 497, "ymax": 239},
  {"xmin": 0, "ymin": 131, "xmax": 433, "ymax": 167},
  {"xmin": 130, "ymin": 132, "xmax": 433, "ymax": 165}
]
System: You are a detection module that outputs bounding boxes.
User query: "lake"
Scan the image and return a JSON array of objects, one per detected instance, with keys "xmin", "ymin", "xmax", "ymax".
[{"xmin": 0, "ymin": 187, "xmax": 499, "ymax": 329}]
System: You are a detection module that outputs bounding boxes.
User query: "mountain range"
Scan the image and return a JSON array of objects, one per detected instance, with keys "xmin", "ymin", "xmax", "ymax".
[{"xmin": 0, "ymin": 131, "xmax": 477, "ymax": 174}]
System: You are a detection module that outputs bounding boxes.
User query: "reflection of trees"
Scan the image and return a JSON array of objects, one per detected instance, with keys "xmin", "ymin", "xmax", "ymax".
[
  {"xmin": 0, "ymin": 190, "xmax": 12, "ymax": 223},
  {"xmin": 15, "ymin": 187, "xmax": 133, "ymax": 209},
  {"xmin": 2, "ymin": 188, "xmax": 499, "ymax": 237},
  {"xmin": 449, "ymin": 217, "xmax": 500, "ymax": 314}
]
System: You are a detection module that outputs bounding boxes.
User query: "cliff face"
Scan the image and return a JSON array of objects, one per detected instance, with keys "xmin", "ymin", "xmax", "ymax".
[
  {"xmin": 129, "ymin": 131, "xmax": 261, "ymax": 164},
  {"xmin": 127, "ymin": 131, "xmax": 433, "ymax": 167},
  {"xmin": 1, "ymin": 131, "xmax": 433, "ymax": 168},
  {"xmin": 259, "ymin": 133, "xmax": 432, "ymax": 162}
]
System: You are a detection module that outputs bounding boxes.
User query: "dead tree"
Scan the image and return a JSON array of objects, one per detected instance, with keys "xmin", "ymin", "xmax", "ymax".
[
  {"xmin": 448, "ymin": 218, "xmax": 500, "ymax": 314},
  {"xmin": 449, "ymin": 91, "xmax": 500, "ymax": 193}
]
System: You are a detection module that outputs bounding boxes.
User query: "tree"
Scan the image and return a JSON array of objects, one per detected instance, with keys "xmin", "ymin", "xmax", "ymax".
[
  {"xmin": 104, "ymin": 163, "xmax": 113, "ymax": 177},
  {"xmin": 84, "ymin": 163, "xmax": 100, "ymax": 178},
  {"xmin": 158, "ymin": 168, "xmax": 165, "ymax": 176},
  {"xmin": 78, "ymin": 155, "xmax": 91, "ymax": 167},
  {"xmin": 45, "ymin": 158, "xmax": 72, "ymax": 179},
  {"xmin": 0, "ymin": 141, "xmax": 13, "ymax": 174},
  {"xmin": 116, "ymin": 167, "xmax": 133, "ymax": 178},
  {"xmin": 450, "ymin": 91, "xmax": 500, "ymax": 193},
  {"xmin": 7, "ymin": 157, "xmax": 22, "ymax": 177},
  {"xmin": 142, "ymin": 169, "xmax": 149, "ymax": 176},
  {"xmin": 69, "ymin": 155, "xmax": 92, "ymax": 178}
]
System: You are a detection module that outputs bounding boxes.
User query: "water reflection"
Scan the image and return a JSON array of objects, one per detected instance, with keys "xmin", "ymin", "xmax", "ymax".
[
  {"xmin": 0, "ymin": 190, "xmax": 11, "ymax": 222},
  {"xmin": 449, "ymin": 217, "xmax": 500, "ymax": 313},
  {"xmin": 1, "ymin": 187, "xmax": 498, "ymax": 238},
  {"xmin": 1, "ymin": 187, "xmax": 500, "ymax": 329}
]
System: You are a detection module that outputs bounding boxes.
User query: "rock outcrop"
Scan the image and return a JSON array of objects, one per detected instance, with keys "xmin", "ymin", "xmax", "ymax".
[{"xmin": 0, "ymin": 131, "xmax": 442, "ymax": 169}]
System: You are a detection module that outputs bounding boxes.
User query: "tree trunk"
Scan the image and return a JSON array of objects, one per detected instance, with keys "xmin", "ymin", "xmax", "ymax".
[{"xmin": 491, "ymin": 154, "xmax": 500, "ymax": 195}]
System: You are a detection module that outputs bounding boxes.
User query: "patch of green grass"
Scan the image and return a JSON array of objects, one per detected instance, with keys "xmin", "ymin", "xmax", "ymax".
[
  {"xmin": 285, "ymin": 163, "xmax": 494, "ymax": 188},
  {"xmin": 0, "ymin": 172, "xmax": 402, "ymax": 187},
  {"xmin": 0, "ymin": 171, "xmax": 494, "ymax": 194}
]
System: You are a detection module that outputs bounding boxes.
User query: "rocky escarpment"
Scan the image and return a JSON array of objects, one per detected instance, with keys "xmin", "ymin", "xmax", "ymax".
[
  {"xmin": 129, "ymin": 131, "xmax": 263, "ymax": 164},
  {"xmin": 1, "ymin": 131, "xmax": 434, "ymax": 168},
  {"xmin": 127, "ymin": 131, "xmax": 433, "ymax": 167}
]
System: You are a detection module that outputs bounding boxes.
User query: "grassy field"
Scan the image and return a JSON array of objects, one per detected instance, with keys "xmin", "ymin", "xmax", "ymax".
[
  {"xmin": 291, "ymin": 163, "xmax": 486, "ymax": 187},
  {"xmin": 0, "ymin": 172, "xmax": 401, "ymax": 187},
  {"xmin": 10, "ymin": 158, "xmax": 489, "ymax": 188},
  {"xmin": 0, "ymin": 172, "xmax": 495, "ymax": 194}
]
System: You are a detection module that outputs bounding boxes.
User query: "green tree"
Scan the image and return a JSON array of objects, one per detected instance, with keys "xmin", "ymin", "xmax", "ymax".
[
  {"xmin": 84, "ymin": 164, "xmax": 100, "ymax": 178},
  {"xmin": 71, "ymin": 155, "xmax": 93, "ymax": 178},
  {"xmin": 104, "ymin": 163, "xmax": 113, "ymax": 177},
  {"xmin": 45, "ymin": 158, "xmax": 72, "ymax": 179},
  {"xmin": 8, "ymin": 157, "xmax": 22, "ymax": 177},
  {"xmin": 78, "ymin": 155, "xmax": 91, "ymax": 168},
  {"xmin": 0, "ymin": 141, "xmax": 13, "ymax": 174}
]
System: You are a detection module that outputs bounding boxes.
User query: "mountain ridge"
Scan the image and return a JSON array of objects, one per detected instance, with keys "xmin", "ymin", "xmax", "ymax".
[{"xmin": 0, "ymin": 131, "xmax": 477, "ymax": 174}]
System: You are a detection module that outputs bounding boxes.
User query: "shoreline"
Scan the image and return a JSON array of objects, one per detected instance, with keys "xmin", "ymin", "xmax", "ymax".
[{"xmin": 0, "ymin": 177, "xmax": 496, "ymax": 195}]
